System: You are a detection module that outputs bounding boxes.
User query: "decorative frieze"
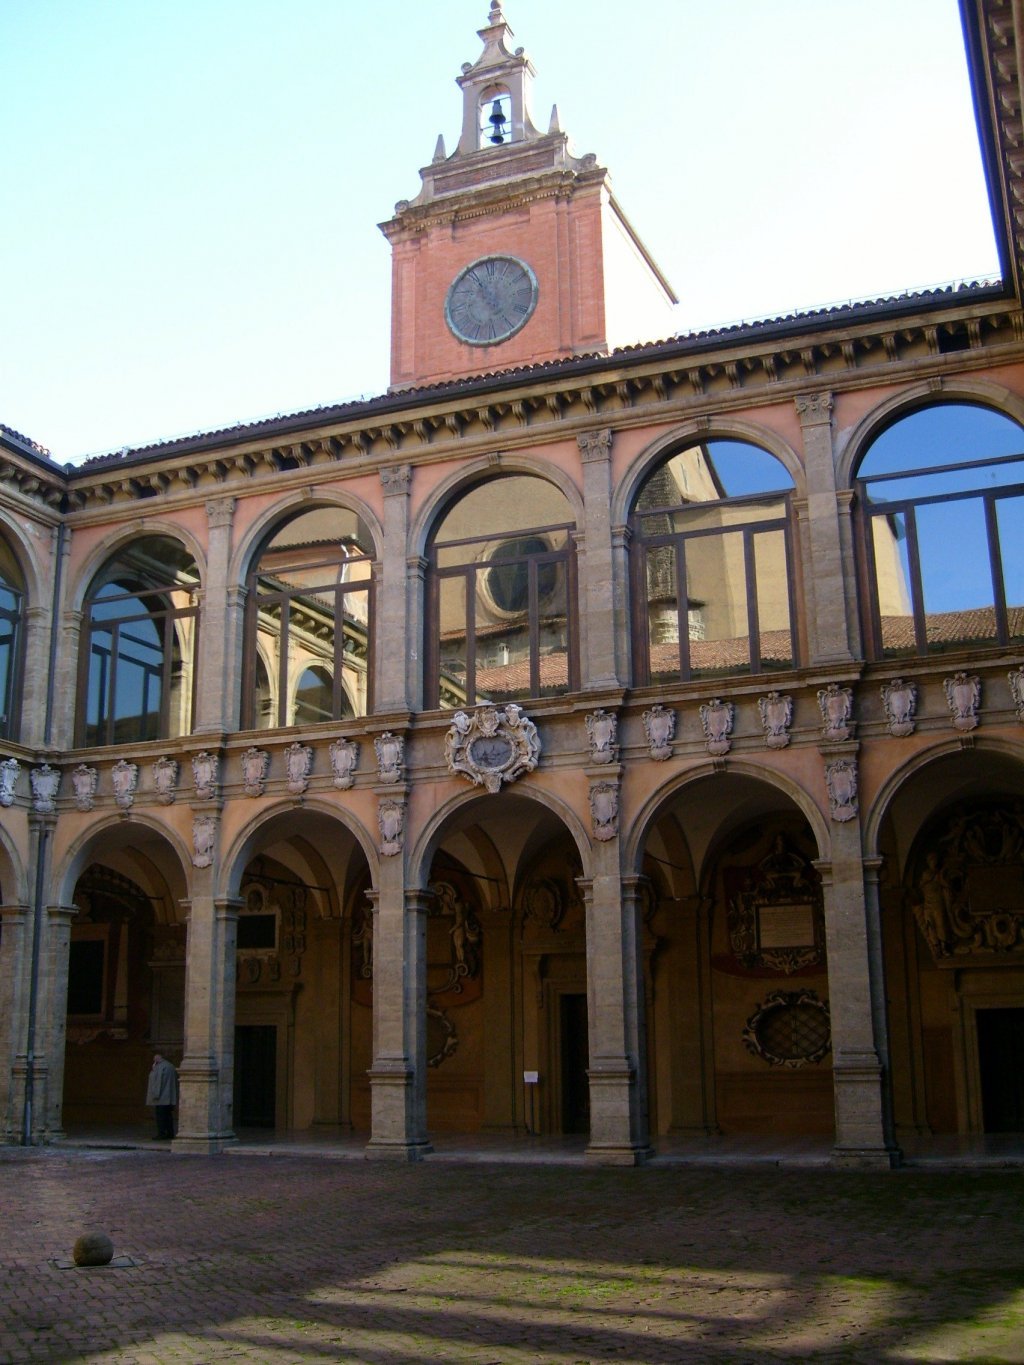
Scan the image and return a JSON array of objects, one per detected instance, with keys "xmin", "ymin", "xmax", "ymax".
[
  {"xmin": 284, "ymin": 742, "xmax": 313, "ymax": 796},
  {"xmin": 445, "ymin": 704, "xmax": 540, "ymax": 793},
  {"xmin": 71, "ymin": 764, "xmax": 98, "ymax": 812},
  {"xmin": 699, "ymin": 698, "xmax": 734, "ymax": 757},
  {"xmin": 945, "ymin": 671, "xmax": 981, "ymax": 732},
  {"xmin": 374, "ymin": 731, "xmax": 405, "ymax": 784},
  {"xmin": 241, "ymin": 747, "xmax": 269, "ymax": 798},
  {"xmin": 152, "ymin": 756, "xmax": 179, "ymax": 805},
  {"xmin": 30, "ymin": 764, "xmax": 59, "ymax": 814},
  {"xmin": 589, "ymin": 780, "xmax": 619, "ymax": 842},
  {"xmin": 881, "ymin": 678, "xmax": 917, "ymax": 737},
  {"xmin": 642, "ymin": 703, "xmax": 675, "ymax": 760},
  {"xmin": 329, "ymin": 737, "xmax": 359, "ymax": 789},
  {"xmin": 191, "ymin": 750, "xmax": 219, "ymax": 801},
  {"xmin": 111, "ymin": 759, "xmax": 138, "ymax": 811},
  {"xmin": 758, "ymin": 691, "xmax": 793, "ymax": 749},
  {"xmin": 0, "ymin": 757, "xmax": 19, "ymax": 808},
  {"xmin": 817, "ymin": 683, "xmax": 854, "ymax": 741},
  {"xmin": 585, "ymin": 708, "xmax": 618, "ymax": 765},
  {"xmin": 825, "ymin": 758, "xmax": 858, "ymax": 823}
]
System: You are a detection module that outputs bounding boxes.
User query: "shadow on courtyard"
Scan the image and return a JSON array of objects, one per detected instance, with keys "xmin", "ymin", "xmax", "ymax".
[{"xmin": 1, "ymin": 1153, "xmax": 1022, "ymax": 1362}]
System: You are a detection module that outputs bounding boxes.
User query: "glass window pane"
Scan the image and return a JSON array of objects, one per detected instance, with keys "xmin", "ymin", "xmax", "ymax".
[
  {"xmin": 864, "ymin": 460, "xmax": 1024, "ymax": 504},
  {"xmin": 475, "ymin": 565, "xmax": 530, "ymax": 704},
  {"xmin": 916, "ymin": 498, "xmax": 997, "ymax": 648},
  {"xmin": 872, "ymin": 511, "xmax": 916, "ymax": 656},
  {"xmin": 114, "ymin": 616, "xmax": 163, "ymax": 742},
  {"xmin": 438, "ymin": 575, "xmax": 469, "ymax": 708},
  {"xmin": 997, "ymin": 495, "xmax": 1024, "ymax": 638},
  {"xmin": 859, "ymin": 404, "xmax": 1024, "ymax": 479},
  {"xmin": 687, "ymin": 531, "xmax": 751, "ymax": 676},
  {"xmin": 294, "ymin": 666, "xmax": 333, "ymax": 726},
  {"xmin": 434, "ymin": 476, "xmax": 571, "ymax": 546},
  {"xmin": 86, "ymin": 625, "xmax": 113, "ymax": 746},
  {"xmin": 285, "ymin": 594, "xmax": 334, "ymax": 726},
  {"xmin": 754, "ymin": 530, "xmax": 793, "ymax": 669},
  {"xmin": 340, "ymin": 588, "xmax": 369, "ymax": 717},
  {"xmin": 536, "ymin": 560, "xmax": 570, "ymax": 698},
  {"xmin": 254, "ymin": 655, "xmax": 274, "ymax": 730},
  {"xmin": 646, "ymin": 543, "xmax": 681, "ymax": 682}
]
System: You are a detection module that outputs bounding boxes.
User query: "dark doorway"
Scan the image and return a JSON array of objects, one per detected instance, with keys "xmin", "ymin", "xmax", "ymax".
[
  {"xmin": 977, "ymin": 1008, "xmax": 1024, "ymax": 1132},
  {"xmin": 235, "ymin": 1024, "xmax": 277, "ymax": 1128},
  {"xmin": 560, "ymin": 993, "xmax": 590, "ymax": 1134}
]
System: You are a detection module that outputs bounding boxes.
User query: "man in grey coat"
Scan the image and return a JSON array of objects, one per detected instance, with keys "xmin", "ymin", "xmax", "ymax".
[{"xmin": 146, "ymin": 1053, "xmax": 179, "ymax": 1140}]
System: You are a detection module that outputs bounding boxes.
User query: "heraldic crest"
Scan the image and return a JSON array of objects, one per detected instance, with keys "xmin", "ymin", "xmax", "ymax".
[{"xmin": 444, "ymin": 704, "xmax": 540, "ymax": 793}]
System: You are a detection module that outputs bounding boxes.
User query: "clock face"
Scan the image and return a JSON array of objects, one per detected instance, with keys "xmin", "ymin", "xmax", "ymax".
[{"xmin": 444, "ymin": 255, "xmax": 538, "ymax": 346}]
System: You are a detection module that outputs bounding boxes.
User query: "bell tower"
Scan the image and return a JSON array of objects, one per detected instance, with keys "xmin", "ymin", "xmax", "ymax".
[{"xmin": 381, "ymin": 2, "xmax": 678, "ymax": 391}]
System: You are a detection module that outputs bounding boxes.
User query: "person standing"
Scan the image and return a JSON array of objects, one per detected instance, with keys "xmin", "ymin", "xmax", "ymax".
[{"xmin": 146, "ymin": 1053, "xmax": 179, "ymax": 1140}]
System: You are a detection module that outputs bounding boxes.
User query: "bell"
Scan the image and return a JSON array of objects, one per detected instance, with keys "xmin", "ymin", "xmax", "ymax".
[{"xmin": 488, "ymin": 99, "xmax": 507, "ymax": 145}]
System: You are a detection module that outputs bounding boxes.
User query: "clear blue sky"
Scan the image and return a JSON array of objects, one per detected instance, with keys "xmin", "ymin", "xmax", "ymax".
[{"xmin": 0, "ymin": 0, "xmax": 998, "ymax": 462}]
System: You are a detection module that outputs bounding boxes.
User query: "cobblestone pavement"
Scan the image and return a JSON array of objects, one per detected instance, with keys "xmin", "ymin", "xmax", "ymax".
[{"xmin": 1, "ymin": 1148, "xmax": 1023, "ymax": 1364}]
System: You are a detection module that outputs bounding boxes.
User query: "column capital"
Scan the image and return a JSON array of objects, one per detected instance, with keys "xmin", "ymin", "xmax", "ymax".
[
  {"xmin": 795, "ymin": 391, "xmax": 834, "ymax": 427},
  {"xmin": 380, "ymin": 464, "xmax": 412, "ymax": 496},
  {"xmin": 577, "ymin": 428, "xmax": 613, "ymax": 463},
  {"xmin": 205, "ymin": 496, "xmax": 237, "ymax": 530}
]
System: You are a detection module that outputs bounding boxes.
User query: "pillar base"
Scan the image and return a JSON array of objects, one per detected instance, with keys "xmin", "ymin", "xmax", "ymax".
[
  {"xmin": 171, "ymin": 1134, "xmax": 238, "ymax": 1155},
  {"xmin": 831, "ymin": 1144, "xmax": 902, "ymax": 1170},
  {"xmin": 585, "ymin": 1142, "xmax": 654, "ymax": 1167},
  {"xmin": 364, "ymin": 1138, "xmax": 433, "ymax": 1162}
]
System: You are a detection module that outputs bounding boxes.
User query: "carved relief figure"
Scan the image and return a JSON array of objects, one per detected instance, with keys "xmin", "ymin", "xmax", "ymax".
[
  {"xmin": 351, "ymin": 904, "xmax": 373, "ymax": 978},
  {"xmin": 30, "ymin": 764, "xmax": 60, "ymax": 814},
  {"xmin": 241, "ymin": 747, "xmax": 269, "ymax": 798},
  {"xmin": 375, "ymin": 731, "xmax": 404, "ymax": 783},
  {"xmin": 111, "ymin": 758, "xmax": 138, "ymax": 810},
  {"xmin": 329, "ymin": 737, "xmax": 358, "ymax": 789},
  {"xmin": 817, "ymin": 682, "xmax": 853, "ymax": 741},
  {"xmin": 881, "ymin": 678, "xmax": 917, "ymax": 737},
  {"xmin": 1009, "ymin": 666, "xmax": 1024, "ymax": 724},
  {"xmin": 523, "ymin": 877, "xmax": 566, "ymax": 932},
  {"xmin": 431, "ymin": 880, "xmax": 481, "ymax": 987},
  {"xmin": 825, "ymin": 758, "xmax": 858, "ymax": 822},
  {"xmin": 585, "ymin": 709, "xmax": 618, "ymax": 764},
  {"xmin": 758, "ymin": 691, "xmax": 793, "ymax": 749},
  {"xmin": 378, "ymin": 798, "xmax": 404, "ymax": 855},
  {"xmin": 699, "ymin": 698, "xmax": 733, "ymax": 756},
  {"xmin": 191, "ymin": 750, "xmax": 219, "ymax": 801},
  {"xmin": 72, "ymin": 764, "xmax": 99, "ymax": 812},
  {"xmin": 945, "ymin": 671, "xmax": 981, "ymax": 732},
  {"xmin": 642, "ymin": 703, "xmax": 675, "ymax": 760},
  {"xmin": 0, "ymin": 757, "xmax": 19, "ymax": 808},
  {"xmin": 152, "ymin": 756, "xmax": 179, "ymax": 805},
  {"xmin": 192, "ymin": 814, "xmax": 216, "ymax": 868},
  {"xmin": 284, "ymin": 741, "xmax": 313, "ymax": 795},
  {"xmin": 590, "ymin": 780, "xmax": 619, "ymax": 841}
]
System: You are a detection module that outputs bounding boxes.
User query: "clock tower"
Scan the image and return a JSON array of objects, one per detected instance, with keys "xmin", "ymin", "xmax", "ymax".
[{"xmin": 381, "ymin": 2, "xmax": 678, "ymax": 391}]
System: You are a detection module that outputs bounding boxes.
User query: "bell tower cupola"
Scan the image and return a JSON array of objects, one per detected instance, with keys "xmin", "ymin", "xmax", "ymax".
[{"xmin": 381, "ymin": 3, "xmax": 678, "ymax": 391}]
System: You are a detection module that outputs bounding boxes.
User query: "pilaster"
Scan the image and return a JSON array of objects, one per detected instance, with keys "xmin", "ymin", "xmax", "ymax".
[
  {"xmin": 377, "ymin": 465, "xmax": 414, "ymax": 712},
  {"xmin": 577, "ymin": 429, "xmax": 625, "ymax": 689},
  {"xmin": 0, "ymin": 903, "xmax": 30, "ymax": 1142},
  {"xmin": 795, "ymin": 392, "xmax": 857, "ymax": 665},
  {"xmin": 194, "ymin": 498, "xmax": 238, "ymax": 733}
]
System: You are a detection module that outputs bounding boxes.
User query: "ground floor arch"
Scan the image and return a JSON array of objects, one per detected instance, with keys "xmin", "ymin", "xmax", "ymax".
[
  {"xmin": 224, "ymin": 805, "xmax": 374, "ymax": 1135},
  {"xmin": 876, "ymin": 747, "xmax": 1024, "ymax": 1138},
  {"xmin": 637, "ymin": 769, "xmax": 835, "ymax": 1140},
  {"xmin": 419, "ymin": 791, "xmax": 590, "ymax": 1136}
]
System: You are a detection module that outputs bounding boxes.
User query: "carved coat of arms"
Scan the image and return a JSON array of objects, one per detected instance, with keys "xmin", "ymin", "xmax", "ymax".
[
  {"xmin": 642, "ymin": 703, "xmax": 675, "ymax": 760},
  {"xmin": 445, "ymin": 704, "xmax": 540, "ymax": 793}
]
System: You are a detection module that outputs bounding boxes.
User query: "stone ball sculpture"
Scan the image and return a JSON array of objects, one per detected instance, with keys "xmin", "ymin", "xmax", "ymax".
[{"xmin": 72, "ymin": 1232, "xmax": 114, "ymax": 1267}]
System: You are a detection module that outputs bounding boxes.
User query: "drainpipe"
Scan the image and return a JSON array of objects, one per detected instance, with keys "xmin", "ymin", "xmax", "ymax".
[{"xmin": 22, "ymin": 518, "xmax": 66, "ymax": 1145}]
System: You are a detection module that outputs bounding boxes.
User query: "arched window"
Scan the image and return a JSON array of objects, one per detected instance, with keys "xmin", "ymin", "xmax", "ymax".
[
  {"xmin": 243, "ymin": 507, "xmax": 373, "ymax": 729},
  {"xmin": 630, "ymin": 439, "xmax": 797, "ymax": 682},
  {"xmin": 78, "ymin": 537, "xmax": 200, "ymax": 746},
  {"xmin": 856, "ymin": 403, "xmax": 1024, "ymax": 657},
  {"xmin": 427, "ymin": 475, "xmax": 578, "ymax": 707},
  {"xmin": 0, "ymin": 534, "xmax": 25, "ymax": 740}
]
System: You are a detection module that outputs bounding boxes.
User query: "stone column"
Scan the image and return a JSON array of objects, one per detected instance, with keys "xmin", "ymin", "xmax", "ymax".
[
  {"xmin": 23, "ymin": 523, "xmax": 72, "ymax": 748},
  {"xmin": 38, "ymin": 901, "xmax": 78, "ymax": 1139},
  {"xmin": 194, "ymin": 498, "xmax": 237, "ymax": 733},
  {"xmin": 0, "ymin": 903, "xmax": 29, "ymax": 1142},
  {"xmin": 580, "ymin": 775, "xmax": 651, "ymax": 1165},
  {"xmin": 863, "ymin": 855, "xmax": 900, "ymax": 1157},
  {"xmin": 795, "ymin": 393, "xmax": 856, "ymax": 664},
  {"xmin": 818, "ymin": 756, "xmax": 898, "ymax": 1167},
  {"xmin": 365, "ymin": 789, "xmax": 432, "ymax": 1160},
  {"xmin": 577, "ymin": 429, "xmax": 625, "ymax": 690},
  {"xmin": 376, "ymin": 466, "xmax": 413, "ymax": 712},
  {"xmin": 53, "ymin": 607, "xmax": 83, "ymax": 751},
  {"xmin": 176, "ymin": 826, "xmax": 241, "ymax": 1151}
]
